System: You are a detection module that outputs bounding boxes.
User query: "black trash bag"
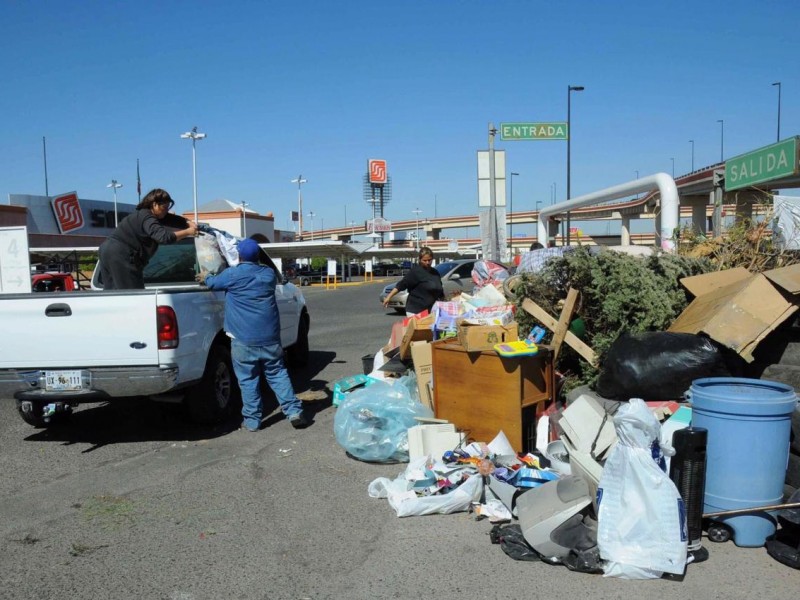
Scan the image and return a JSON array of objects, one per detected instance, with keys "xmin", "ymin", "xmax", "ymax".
[
  {"xmin": 767, "ymin": 489, "xmax": 800, "ymax": 569},
  {"xmin": 595, "ymin": 332, "xmax": 737, "ymax": 401},
  {"xmin": 490, "ymin": 524, "xmax": 541, "ymax": 562}
]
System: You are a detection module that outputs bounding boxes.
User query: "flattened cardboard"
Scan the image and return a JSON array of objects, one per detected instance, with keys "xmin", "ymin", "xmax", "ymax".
[
  {"xmin": 669, "ymin": 266, "xmax": 800, "ymax": 362},
  {"xmin": 410, "ymin": 340, "xmax": 434, "ymax": 411}
]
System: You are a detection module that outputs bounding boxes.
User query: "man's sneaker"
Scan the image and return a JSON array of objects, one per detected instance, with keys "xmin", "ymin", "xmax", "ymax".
[
  {"xmin": 289, "ymin": 413, "xmax": 309, "ymax": 429},
  {"xmin": 240, "ymin": 423, "xmax": 260, "ymax": 433}
]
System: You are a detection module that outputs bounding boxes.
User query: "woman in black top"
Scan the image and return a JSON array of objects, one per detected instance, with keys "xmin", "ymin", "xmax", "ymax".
[
  {"xmin": 382, "ymin": 247, "xmax": 444, "ymax": 315},
  {"xmin": 98, "ymin": 188, "xmax": 198, "ymax": 289}
]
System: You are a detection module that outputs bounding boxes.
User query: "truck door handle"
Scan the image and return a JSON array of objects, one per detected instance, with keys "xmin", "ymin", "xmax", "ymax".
[{"xmin": 45, "ymin": 303, "xmax": 72, "ymax": 317}]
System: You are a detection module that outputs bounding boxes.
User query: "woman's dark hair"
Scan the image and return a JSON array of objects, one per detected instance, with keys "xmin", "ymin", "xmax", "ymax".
[
  {"xmin": 418, "ymin": 246, "xmax": 434, "ymax": 261},
  {"xmin": 137, "ymin": 188, "xmax": 173, "ymax": 210}
]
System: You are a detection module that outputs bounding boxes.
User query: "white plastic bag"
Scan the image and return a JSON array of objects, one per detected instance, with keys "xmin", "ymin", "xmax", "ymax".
[
  {"xmin": 596, "ymin": 398, "xmax": 688, "ymax": 579},
  {"xmin": 368, "ymin": 462, "xmax": 483, "ymax": 518},
  {"xmin": 194, "ymin": 232, "xmax": 228, "ymax": 275}
]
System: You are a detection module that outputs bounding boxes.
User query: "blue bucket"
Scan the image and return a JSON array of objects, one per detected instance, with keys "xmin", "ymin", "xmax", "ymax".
[{"xmin": 688, "ymin": 377, "xmax": 797, "ymax": 547}]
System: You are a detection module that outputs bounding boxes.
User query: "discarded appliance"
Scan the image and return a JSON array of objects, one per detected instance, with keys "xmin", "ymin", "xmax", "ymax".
[{"xmin": 516, "ymin": 475, "xmax": 593, "ymax": 561}]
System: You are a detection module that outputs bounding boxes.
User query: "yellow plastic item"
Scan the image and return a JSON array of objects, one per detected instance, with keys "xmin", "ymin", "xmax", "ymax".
[{"xmin": 493, "ymin": 340, "xmax": 539, "ymax": 358}]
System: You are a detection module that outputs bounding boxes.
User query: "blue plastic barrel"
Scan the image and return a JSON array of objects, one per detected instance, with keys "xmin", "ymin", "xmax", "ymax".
[{"xmin": 688, "ymin": 377, "xmax": 797, "ymax": 547}]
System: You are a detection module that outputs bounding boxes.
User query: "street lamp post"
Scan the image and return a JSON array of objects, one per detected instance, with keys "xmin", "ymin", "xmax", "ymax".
[
  {"xmin": 670, "ymin": 157, "xmax": 675, "ymax": 178},
  {"xmin": 634, "ymin": 170, "xmax": 639, "ymax": 199},
  {"xmin": 240, "ymin": 200, "xmax": 249, "ymax": 237},
  {"xmin": 509, "ymin": 172, "xmax": 519, "ymax": 255},
  {"xmin": 180, "ymin": 127, "xmax": 206, "ymax": 223},
  {"xmin": 291, "ymin": 175, "xmax": 307, "ymax": 240},
  {"xmin": 566, "ymin": 84, "xmax": 584, "ymax": 246},
  {"xmin": 717, "ymin": 119, "xmax": 724, "ymax": 162},
  {"xmin": 106, "ymin": 180, "xmax": 123, "ymax": 227},
  {"xmin": 772, "ymin": 82, "xmax": 782, "ymax": 142},
  {"xmin": 689, "ymin": 139, "xmax": 695, "ymax": 171},
  {"xmin": 412, "ymin": 208, "xmax": 423, "ymax": 251},
  {"xmin": 551, "ymin": 182, "xmax": 557, "ymax": 205},
  {"xmin": 307, "ymin": 211, "xmax": 315, "ymax": 240}
]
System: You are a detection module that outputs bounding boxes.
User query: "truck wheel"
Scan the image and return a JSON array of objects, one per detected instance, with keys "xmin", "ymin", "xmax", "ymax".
[
  {"xmin": 187, "ymin": 345, "xmax": 240, "ymax": 425},
  {"xmin": 286, "ymin": 311, "xmax": 310, "ymax": 368},
  {"xmin": 16, "ymin": 400, "xmax": 46, "ymax": 428}
]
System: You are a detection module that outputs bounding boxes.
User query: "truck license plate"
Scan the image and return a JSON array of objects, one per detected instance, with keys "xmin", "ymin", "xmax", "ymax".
[{"xmin": 45, "ymin": 370, "xmax": 84, "ymax": 391}]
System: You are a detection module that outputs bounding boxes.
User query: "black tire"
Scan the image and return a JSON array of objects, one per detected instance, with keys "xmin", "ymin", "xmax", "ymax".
[
  {"xmin": 16, "ymin": 400, "xmax": 46, "ymax": 428},
  {"xmin": 286, "ymin": 311, "xmax": 310, "ymax": 367},
  {"xmin": 187, "ymin": 345, "xmax": 240, "ymax": 425},
  {"xmin": 300, "ymin": 277, "xmax": 311, "ymax": 286}
]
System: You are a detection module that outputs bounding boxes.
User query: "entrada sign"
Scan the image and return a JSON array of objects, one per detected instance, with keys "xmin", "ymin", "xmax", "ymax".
[
  {"xmin": 500, "ymin": 122, "xmax": 568, "ymax": 141},
  {"xmin": 725, "ymin": 137, "xmax": 799, "ymax": 191}
]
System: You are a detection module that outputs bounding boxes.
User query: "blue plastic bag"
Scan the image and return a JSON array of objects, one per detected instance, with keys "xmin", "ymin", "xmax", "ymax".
[{"xmin": 333, "ymin": 374, "xmax": 433, "ymax": 463}]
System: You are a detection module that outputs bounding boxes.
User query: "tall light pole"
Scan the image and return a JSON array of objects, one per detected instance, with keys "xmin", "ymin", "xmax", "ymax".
[
  {"xmin": 291, "ymin": 175, "xmax": 307, "ymax": 241},
  {"xmin": 551, "ymin": 182, "xmax": 557, "ymax": 205},
  {"xmin": 670, "ymin": 157, "xmax": 675, "ymax": 178},
  {"xmin": 634, "ymin": 170, "xmax": 639, "ymax": 199},
  {"xmin": 717, "ymin": 119, "xmax": 724, "ymax": 162},
  {"xmin": 106, "ymin": 179, "xmax": 123, "ymax": 227},
  {"xmin": 772, "ymin": 81, "xmax": 782, "ymax": 142},
  {"xmin": 412, "ymin": 208, "xmax": 423, "ymax": 251},
  {"xmin": 349, "ymin": 220, "xmax": 357, "ymax": 239},
  {"xmin": 566, "ymin": 84, "xmax": 584, "ymax": 246},
  {"xmin": 307, "ymin": 211, "xmax": 315, "ymax": 240},
  {"xmin": 240, "ymin": 200, "xmax": 249, "ymax": 237},
  {"xmin": 689, "ymin": 139, "xmax": 695, "ymax": 171},
  {"xmin": 180, "ymin": 127, "xmax": 206, "ymax": 223},
  {"xmin": 509, "ymin": 172, "xmax": 519, "ymax": 254}
]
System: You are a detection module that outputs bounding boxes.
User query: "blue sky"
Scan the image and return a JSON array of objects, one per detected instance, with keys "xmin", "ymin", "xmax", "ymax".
[{"xmin": 2, "ymin": 0, "xmax": 798, "ymax": 235}]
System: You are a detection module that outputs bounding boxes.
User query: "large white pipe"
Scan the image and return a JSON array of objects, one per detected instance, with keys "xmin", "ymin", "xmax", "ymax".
[{"xmin": 537, "ymin": 172, "xmax": 680, "ymax": 252}]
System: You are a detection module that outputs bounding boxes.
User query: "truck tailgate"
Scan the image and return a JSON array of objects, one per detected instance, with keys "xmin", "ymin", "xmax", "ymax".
[{"xmin": 0, "ymin": 292, "xmax": 161, "ymax": 368}]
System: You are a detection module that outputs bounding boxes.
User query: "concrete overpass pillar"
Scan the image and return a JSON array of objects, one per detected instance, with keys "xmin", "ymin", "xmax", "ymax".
[{"xmin": 620, "ymin": 217, "xmax": 631, "ymax": 245}]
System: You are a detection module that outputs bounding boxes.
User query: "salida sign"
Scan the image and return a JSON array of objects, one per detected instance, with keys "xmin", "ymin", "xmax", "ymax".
[{"xmin": 725, "ymin": 137, "xmax": 799, "ymax": 191}]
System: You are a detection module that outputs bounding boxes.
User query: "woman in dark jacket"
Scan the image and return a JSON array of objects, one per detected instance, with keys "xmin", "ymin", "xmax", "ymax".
[
  {"xmin": 382, "ymin": 246, "xmax": 444, "ymax": 316},
  {"xmin": 98, "ymin": 188, "xmax": 198, "ymax": 289}
]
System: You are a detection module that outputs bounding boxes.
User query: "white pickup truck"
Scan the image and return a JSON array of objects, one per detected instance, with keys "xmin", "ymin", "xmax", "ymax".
[{"xmin": 0, "ymin": 240, "xmax": 310, "ymax": 428}]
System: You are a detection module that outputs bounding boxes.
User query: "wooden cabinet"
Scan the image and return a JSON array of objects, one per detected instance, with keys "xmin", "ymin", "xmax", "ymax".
[{"xmin": 431, "ymin": 340, "xmax": 554, "ymax": 453}]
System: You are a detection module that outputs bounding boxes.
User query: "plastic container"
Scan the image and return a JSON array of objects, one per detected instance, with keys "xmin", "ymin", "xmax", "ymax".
[
  {"xmin": 688, "ymin": 377, "xmax": 798, "ymax": 547},
  {"xmin": 361, "ymin": 354, "xmax": 374, "ymax": 375}
]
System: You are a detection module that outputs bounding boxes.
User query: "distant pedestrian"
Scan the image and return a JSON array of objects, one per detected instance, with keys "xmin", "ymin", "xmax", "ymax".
[
  {"xmin": 382, "ymin": 246, "xmax": 444, "ymax": 316},
  {"xmin": 199, "ymin": 238, "xmax": 308, "ymax": 432},
  {"xmin": 98, "ymin": 189, "xmax": 198, "ymax": 289}
]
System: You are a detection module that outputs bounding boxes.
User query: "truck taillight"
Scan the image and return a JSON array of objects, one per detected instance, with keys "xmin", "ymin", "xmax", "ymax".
[{"xmin": 157, "ymin": 306, "xmax": 179, "ymax": 349}]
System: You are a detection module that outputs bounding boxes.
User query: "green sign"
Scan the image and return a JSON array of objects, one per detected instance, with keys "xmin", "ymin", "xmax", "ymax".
[
  {"xmin": 725, "ymin": 137, "xmax": 799, "ymax": 191},
  {"xmin": 500, "ymin": 122, "xmax": 568, "ymax": 141}
]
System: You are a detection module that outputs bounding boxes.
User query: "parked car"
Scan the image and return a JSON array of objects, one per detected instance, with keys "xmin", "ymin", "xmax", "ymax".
[
  {"xmin": 372, "ymin": 263, "xmax": 404, "ymax": 277},
  {"xmin": 379, "ymin": 259, "xmax": 508, "ymax": 314},
  {"xmin": 31, "ymin": 272, "xmax": 79, "ymax": 292}
]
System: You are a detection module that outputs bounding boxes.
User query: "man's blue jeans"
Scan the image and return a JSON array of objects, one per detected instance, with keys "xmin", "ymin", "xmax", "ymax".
[{"xmin": 231, "ymin": 340, "xmax": 303, "ymax": 430}]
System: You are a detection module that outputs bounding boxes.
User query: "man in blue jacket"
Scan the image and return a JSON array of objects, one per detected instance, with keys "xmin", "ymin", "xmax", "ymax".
[{"xmin": 200, "ymin": 238, "xmax": 307, "ymax": 432}]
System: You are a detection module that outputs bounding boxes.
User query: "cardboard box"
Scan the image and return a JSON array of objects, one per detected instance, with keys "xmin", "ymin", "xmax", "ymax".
[
  {"xmin": 399, "ymin": 314, "xmax": 435, "ymax": 360},
  {"xmin": 410, "ymin": 340, "xmax": 434, "ymax": 411},
  {"xmin": 457, "ymin": 322, "xmax": 518, "ymax": 352},
  {"xmin": 669, "ymin": 264, "xmax": 800, "ymax": 362}
]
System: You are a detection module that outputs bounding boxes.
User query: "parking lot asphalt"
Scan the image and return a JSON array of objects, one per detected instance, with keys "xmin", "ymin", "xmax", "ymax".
[{"xmin": 0, "ymin": 281, "xmax": 797, "ymax": 599}]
